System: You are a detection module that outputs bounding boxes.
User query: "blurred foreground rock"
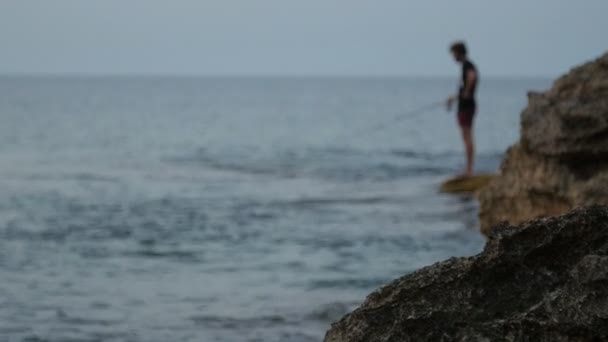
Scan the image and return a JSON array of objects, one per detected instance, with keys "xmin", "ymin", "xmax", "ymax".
[
  {"xmin": 478, "ymin": 52, "xmax": 608, "ymax": 234},
  {"xmin": 324, "ymin": 206, "xmax": 608, "ymax": 342}
]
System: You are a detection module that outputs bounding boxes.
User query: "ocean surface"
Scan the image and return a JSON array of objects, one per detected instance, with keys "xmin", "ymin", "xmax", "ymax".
[{"xmin": 0, "ymin": 76, "xmax": 551, "ymax": 342}]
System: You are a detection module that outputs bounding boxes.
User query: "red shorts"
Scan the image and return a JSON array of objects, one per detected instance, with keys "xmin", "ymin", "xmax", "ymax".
[{"xmin": 457, "ymin": 108, "xmax": 476, "ymax": 127}]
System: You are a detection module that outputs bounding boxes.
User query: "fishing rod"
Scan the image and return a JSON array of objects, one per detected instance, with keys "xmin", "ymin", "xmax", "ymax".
[{"xmin": 338, "ymin": 100, "xmax": 445, "ymax": 141}]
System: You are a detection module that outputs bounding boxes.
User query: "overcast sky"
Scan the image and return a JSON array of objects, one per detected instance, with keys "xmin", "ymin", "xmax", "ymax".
[{"xmin": 1, "ymin": 1, "xmax": 607, "ymax": 77}]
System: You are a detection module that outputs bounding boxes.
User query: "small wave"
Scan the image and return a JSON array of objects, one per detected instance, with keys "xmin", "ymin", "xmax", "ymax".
[
  {"xmin": 390, "ymin": 148, "xmax": 433, "ymax": 159},
  {"xmin": 123, "ymin": 249, "xmax": 201, "ymax": 262},
  {"xmin": 56, "ymin": 309, "xmax": 121, "ymax": 326},
  {"xmin": 18, "ymin": 336, "xmax": 49, "ymax": 342},
  {"xmin": 14, "ymin": 172, "xmax": 121, "ymax": 183},
  {"xmin": 307, "ymin": 277, "xmax": 390, "ymax": 290},
  {"xmin": 278, "ymin": 195, "xmax": 412, "ymax": 208},
  {"xmin": 0, "ymin": 326, "xmax": 30, "ymax": 335},
  {"xmin": 191, "ymin": 314, "xmax": 291, "ymax": 329},
  {"xmin": 166, "ymin": 147, "xmax": 287, "ymax": 177}
]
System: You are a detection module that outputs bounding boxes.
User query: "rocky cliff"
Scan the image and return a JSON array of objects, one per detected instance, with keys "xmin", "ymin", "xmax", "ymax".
[
  {"xmin": 477, "ymin": 52, "xmax": 608, "ymax": 234},
  {"xmin": 324, "ymin": 206, "xmax": 608, "ymax": 342}
]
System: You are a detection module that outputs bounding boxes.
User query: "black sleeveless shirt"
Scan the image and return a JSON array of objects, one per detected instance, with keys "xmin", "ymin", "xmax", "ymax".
[{"xmin": 458, "ymin": 60, "xmax": 477, "ymax": 110}]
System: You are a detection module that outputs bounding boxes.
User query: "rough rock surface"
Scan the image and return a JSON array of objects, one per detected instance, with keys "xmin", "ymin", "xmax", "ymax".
[
  {"xmin": 477, "ymin": 52, "xmax": 608, "ymax": 234},
  {"xmin": 324, "ymin": 206, "xmax": 608, "ymax": 342}
]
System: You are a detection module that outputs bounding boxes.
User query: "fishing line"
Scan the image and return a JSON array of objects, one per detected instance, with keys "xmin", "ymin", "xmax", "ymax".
[{"xmin": 335, "ymin": 100, "xmax": 445, "ymax": 143}]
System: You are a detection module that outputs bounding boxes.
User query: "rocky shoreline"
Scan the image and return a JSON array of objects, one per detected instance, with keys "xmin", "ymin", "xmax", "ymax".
[{"xmin": 324, "ymin": 53, "xmax": 608, "ymax": 341}]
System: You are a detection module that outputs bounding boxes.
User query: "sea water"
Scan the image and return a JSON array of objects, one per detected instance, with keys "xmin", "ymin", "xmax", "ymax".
[{"xmin": 0, "ymin": 76, "xmax": 551, "ymax": 342}]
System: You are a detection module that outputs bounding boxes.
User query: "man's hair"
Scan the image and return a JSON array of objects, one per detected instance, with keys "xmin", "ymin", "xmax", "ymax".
[{"xmin": 450, "ymin": 41, "xmax": 467, "ymax": 56}]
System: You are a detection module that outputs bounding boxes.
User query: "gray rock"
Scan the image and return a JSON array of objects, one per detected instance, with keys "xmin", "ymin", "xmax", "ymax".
[
  {"xmin": 324, "ymin": 206, "xmax": 608, "ymax": 342},
  {"xmin": 521, "ymin": 53, "xmax": 608, "ymax": 159},
  {"xmin": 477, "ymin": 52, "xmax": 608, "ymax": 233}
]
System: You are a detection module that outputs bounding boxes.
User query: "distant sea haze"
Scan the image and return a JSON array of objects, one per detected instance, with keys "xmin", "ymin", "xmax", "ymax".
[{"xmin": 0, "ymin": 76, "xmax": 550, "ymax": 341}]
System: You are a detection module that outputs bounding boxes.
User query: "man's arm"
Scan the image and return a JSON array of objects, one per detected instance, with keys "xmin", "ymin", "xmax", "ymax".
[{"xmin": 462, "ymin": 69, "xmax": 477, "ymax": 99}]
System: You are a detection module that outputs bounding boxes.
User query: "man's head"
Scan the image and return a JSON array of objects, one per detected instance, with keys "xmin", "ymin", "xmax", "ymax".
[{"xmin": 450, "ymin": 41, "xmax": 467, "ymax": 63}]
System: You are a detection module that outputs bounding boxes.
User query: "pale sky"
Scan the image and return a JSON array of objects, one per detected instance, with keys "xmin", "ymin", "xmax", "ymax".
[{"xmin": 1, "ymin": 1, "xmax": 607, "ymax": 77}]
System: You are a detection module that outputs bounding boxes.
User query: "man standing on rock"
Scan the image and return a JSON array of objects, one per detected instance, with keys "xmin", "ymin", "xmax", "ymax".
[{"xmin": 446, "ymin": 41, "xmax": 478, "ymax": 177}]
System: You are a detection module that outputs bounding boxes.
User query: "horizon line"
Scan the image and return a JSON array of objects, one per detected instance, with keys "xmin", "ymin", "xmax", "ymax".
[{"xmin": 0, "ymin": 71, "xmax": 557, "ymax": 80}]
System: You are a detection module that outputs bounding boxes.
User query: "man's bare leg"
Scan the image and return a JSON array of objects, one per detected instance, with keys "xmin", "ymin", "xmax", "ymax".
[{"xmin": 460, "ymin": 125, "xmax": 474, "ymax": 177}]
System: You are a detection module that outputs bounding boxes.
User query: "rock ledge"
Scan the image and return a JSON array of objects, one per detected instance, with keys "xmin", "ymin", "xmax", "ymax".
[{"xmin": 324, "ymin": 206, "xmax": 608, "ymax": 342}]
